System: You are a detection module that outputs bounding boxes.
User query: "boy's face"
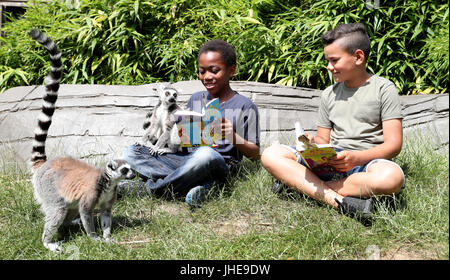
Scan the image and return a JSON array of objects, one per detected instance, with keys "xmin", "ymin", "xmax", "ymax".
[
  {"xmin": 324, "ymin": 40, "xmax": 364, "ymax": 84},
  {"xmin": 198, "ymin": 51, "xmax": 235, "ymax": 96}
]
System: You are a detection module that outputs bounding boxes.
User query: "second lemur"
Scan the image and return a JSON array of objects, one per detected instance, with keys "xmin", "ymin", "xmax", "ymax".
[{"xmin": 141, "ymin": 85, "xmax": 181, "ymax": 155}]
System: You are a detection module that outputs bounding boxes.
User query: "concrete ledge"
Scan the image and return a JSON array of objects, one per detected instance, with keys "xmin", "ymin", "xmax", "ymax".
[{"xmin": 0, "ymin": 81, "xmax": 448, "ymax": 169}]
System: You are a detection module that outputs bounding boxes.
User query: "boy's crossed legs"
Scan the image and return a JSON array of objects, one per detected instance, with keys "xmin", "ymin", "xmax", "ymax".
[
  {"xmin": 122, "ymin": 144, "xmax": 229, "ymax": 204},
  {"xmin": 261, "ymin": 143, "xmax": 405, "ymax": 209}
]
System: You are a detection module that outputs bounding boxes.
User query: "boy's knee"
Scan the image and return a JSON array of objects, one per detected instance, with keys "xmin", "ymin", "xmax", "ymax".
[
  {"xmin": 122, "ymin": 146, "xmax": 134, "ymax": 162},
  {"xmin": 368, "ymin": 162, "xmax": 404, "ymax": 195},
  {"xmin": 261, "ymin": 146, "xmax": 275, "ymax": 167},
  {"xmin": 190, "ymin": 147, "xmax": 228, "ymax": 180},
  {"xmin": 122, "ymin": 144, "xmax": 150, "ymax": 167},
  {"xmin": 384, "ymin": 169, "xmax": 404, "ymax": 195},
  {"xmin": 193, "ymin": 146, "xmax": 225, "ymax": 167},
  {"xmin": 261, "ymin": 143, "xmax": 294, "ymax": 168},
  {"xmin": 123, "ymin": 144, "xmax": 138, "ymax": 162}
]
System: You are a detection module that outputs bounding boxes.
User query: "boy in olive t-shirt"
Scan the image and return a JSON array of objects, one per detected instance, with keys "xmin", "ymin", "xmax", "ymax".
[
  {"xmin": 261, "ymin": 23, "xmax": 405, "ymax": 222},
  {"xmin": 319, "ymin": 74, "xmax": 403, "ymax": 151}
]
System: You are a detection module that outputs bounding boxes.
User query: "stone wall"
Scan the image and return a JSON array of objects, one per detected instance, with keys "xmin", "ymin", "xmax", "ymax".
[{"xmin": 0, "ymin": 81, "xmax": 448, "ymax": 169}]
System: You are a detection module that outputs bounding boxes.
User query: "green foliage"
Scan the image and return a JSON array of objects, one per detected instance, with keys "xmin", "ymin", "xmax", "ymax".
[{"xmin": 0, "ymin": 0, "xmax": 448, "ymax": 94}]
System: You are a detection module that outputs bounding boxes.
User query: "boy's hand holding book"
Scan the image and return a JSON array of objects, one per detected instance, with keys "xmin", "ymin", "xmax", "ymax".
[
  {"xmin": 294, "ymin": 122, "xmax": 318, "ymax": 151},
  {"xmin": 221, "ymin": 117, "xmax": 234, "ymax": 142},
  {"xmin": 294, "ymin": 121, "xmax": 341, "ymax": 176},
  {"xmin": 294, "ymin": 131, "xmax": 315, "ymax": 148},
  {"xmin": 327, "ymin": 150, "xmax": 360, "ymax": 172}
]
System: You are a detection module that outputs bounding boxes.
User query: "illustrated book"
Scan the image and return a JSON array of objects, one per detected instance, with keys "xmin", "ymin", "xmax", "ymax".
[
  {"xmin": 174, "ymin": 98, "xmax": 222, "ymax": 147},
  {"xmin": 294, "ymin": 121, "xmax": 341, "ymax": 177}
]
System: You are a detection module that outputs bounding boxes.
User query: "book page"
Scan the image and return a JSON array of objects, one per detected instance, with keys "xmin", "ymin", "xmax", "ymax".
[
  {"xmin": 178, "ymin": 120, "xmax": 202, "ymax": 147},
  {"xmin": 176, "ymin": 98, "xmax": 222, "ymax": 147},
  {"xmin": 202, "ymin": 98, "xmax": 222, "ymax": 146},
  {"xmin": 174, "ymin": 110, "xmax": 203, "ymax": 117},
  {"xmin": 295, "ymin": 121, "xmax": 317, "ymax": 151}
]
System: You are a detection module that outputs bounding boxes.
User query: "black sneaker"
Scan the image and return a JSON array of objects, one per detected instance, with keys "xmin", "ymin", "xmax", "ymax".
[
  {"xmin": 272, "ymin": 180, "xmax": 286, "ymax": 194},
  {"xmin": 335, "ymin": 196, "xmax": 374, "ymax": 222}
]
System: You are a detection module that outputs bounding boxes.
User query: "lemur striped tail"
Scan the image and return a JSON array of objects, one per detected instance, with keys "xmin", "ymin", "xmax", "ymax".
[{"xmin": 29, "ymin": 29, "xmax": 62, "ymax": 169}]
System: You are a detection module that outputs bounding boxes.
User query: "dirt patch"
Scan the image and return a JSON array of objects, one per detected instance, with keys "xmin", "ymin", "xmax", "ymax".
[
  {"xmin": 212, "ymin": 215, "xmax": 274, "ymax": 237},
  {"xmin": 382, "ymin": 244, "xmax": 445, "ymax": 260},
  {"xmin": 156, "ymin": 203, "xmax": 184, "ymax": 216},
  {"xmin": 213, "ymin": 218, "xmax": 248, "ymax": 236}
]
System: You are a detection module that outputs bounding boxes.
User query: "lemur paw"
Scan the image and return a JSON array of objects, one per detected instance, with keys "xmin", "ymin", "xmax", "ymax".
[
  {"xmin": 148, "ymin": 148, "xmax": 156, "ymax": 155},
  {"xmin": 104, "ymin": 237, "xmax": 116, "ymax": 243},
  {"xmin": 149, "ymin": 147, "xmax": 166, "ymax": 156},
  {"xmin": 88, "ymin": 234, "xmax": 103, "ymax": 241},
  {"xmin": 44, "ymin": 241, "xmax": 64, "ymax": 253}
]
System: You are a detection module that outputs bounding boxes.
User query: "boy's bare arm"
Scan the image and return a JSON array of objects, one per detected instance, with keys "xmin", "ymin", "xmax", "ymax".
[
  {"xmin": 312, "ymin": 126, "xmax": 332, "ymax": 144},
  {"xmin": 328, "ymin": 118, "xmax": 403, "ymax": 171},
  {"xmin": 234, "ymin": 134, "xmax": 260, "ymax": 160},
  {"xmin": 222, "ymin": 118, "xmax": 260, "ymax": 160},
  {"xmin": 360, "ymin": 118, "xmax": 403, "ymax": 160}
]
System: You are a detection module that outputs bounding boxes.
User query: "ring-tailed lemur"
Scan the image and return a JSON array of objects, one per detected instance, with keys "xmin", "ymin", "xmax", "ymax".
[
  {"xmin": 29, "ymin": 29, "xmax": 135, "ymax": 253},
  {"xmin": 141, "ymin": 85, "xmax": 181, "ymax": 155}
]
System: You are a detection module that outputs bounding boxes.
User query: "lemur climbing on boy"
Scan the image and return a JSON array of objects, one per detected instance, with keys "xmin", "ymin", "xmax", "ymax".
[{"xmin": 141, "ymin": 84, "xmax": 181, "ymax": 155}]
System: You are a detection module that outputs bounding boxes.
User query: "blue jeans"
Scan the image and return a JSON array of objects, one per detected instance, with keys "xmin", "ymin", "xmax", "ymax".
[{"xmin": 123, "ymin": 144, "xmax": 230, "ymax": 196}]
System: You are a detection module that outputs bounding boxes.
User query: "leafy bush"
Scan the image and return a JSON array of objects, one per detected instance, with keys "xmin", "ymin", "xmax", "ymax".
[{"xmin": 0, "ymin": 0, "xmax": 448, "ymax": 94}]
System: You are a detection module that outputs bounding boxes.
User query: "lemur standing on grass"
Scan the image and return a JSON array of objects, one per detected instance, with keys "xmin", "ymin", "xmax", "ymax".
[
  {"xmin": 141, "ymin": 85, "xmax": 181, "ymax": 155},
  {"xmin": 29, "ymin": 29, "xmax": 135, "ymax": 253}
]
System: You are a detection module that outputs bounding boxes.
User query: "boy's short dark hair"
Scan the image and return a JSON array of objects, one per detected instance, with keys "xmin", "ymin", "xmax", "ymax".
[
  {"xmin": 321, "ymin": 23, "xmax": 371, "ymax": 60},
  {"xmin": 198, "ymin": 40, "xmax": 236, "ymax": 67}
]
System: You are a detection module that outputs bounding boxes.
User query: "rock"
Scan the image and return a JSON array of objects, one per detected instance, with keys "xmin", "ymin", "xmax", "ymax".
[{"xmin": 0, "ymin": 81, "xmax": 448, "ymax": 169}]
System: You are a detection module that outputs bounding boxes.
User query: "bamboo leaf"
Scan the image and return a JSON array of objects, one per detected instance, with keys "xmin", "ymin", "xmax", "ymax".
[
  {"xmin": 240, "ymin": 16, "xmax": 262, "ymax": 25},
  {"xmin": 268, "ymin": 63, "xmax": 276, "ymax": 82}
]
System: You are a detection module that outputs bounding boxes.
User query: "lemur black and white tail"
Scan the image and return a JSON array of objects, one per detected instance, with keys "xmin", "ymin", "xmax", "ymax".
[{"xmin": 29, "ymin": 29, "xmax": 62, "ymax": 170}]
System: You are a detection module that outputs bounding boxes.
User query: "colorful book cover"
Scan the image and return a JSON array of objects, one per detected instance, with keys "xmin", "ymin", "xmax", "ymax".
[
  {"xmin": 299, "ymin": 146, "xmax": 339, "ymax": 177},
  {"xmin": 175, "ymin": 98, "xmax": 222, "ymax": 147},
  {"xmin": 294, "ymin": 121, "xmax": 341, "ymax": 177}
]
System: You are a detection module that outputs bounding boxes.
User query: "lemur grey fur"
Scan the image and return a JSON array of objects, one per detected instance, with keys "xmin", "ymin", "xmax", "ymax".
[
  {"xmin": 29, "ymin": 29, "xmax": 135, "ymax": 253},
  {"xmin": 141, "ymin": 85, "xmax": 181, "ymax": 155}
]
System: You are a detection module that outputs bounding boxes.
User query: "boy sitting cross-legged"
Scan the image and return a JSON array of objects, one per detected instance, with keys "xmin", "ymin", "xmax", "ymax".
[
  {"xmin": 261, "ymin": 23, "xmax": 405, "ymax": 222},
  {"xmin": 122, "ymin": 40, "xmax": 260, "ymax": 207}
]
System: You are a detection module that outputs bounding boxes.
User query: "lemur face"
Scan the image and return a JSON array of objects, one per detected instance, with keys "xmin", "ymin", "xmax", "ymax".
[
  {"xmin": 160, "ymin": 87, "xmax": 178, "ymax": 106},
  {"xmin": 106, "ymin": 159, "xmax": 135, "ymax": 180}
]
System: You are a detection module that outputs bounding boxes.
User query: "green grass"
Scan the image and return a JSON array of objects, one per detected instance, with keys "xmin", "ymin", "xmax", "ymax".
[{"xmin": 0, "ymin": 136, "xmax": 448, "ymax": 260}]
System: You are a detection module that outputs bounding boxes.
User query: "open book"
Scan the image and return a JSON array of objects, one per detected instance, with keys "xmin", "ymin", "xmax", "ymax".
[
  {"xmin": 294, "ymin": 122, "xmax": 339, "ymax": 176},
  {"xmin": 175, "ymin": 98, "xmax": 222, "ymax": 147}
]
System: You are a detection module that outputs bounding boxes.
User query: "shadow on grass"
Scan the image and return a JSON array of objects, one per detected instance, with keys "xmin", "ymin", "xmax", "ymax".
[
  {"xmin": 271, "ymin": 177, "xmax": 408, "ymax": 227},
  {"xmin": 129, "ymin": 159, "xmax": 264, "ymax": 205},
  {"xmin": 373, "ymin": 192, "xmax": 408, "ymax": 213},
  {"xmin": 218, "ymin": 159, "xmax": 264, "ymax": 196},
  {"xmin": 112, "ymin": 215, "xmax": 152, "ymax": 230},
  {"xmin": 57, "ymin": 215, "xmax": 151, "ymax": 242}
]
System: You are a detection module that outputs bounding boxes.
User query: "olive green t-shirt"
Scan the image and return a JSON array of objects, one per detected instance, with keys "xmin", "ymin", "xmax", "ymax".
[{"xmin": 318, "ymin": 74, "xmax": 403, "ymax": 151}]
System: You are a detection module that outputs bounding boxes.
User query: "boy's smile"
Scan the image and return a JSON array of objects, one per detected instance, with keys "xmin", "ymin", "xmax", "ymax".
[
  {"xmin": 198, "ymin": 51, "xmax": 235, "ymax": 98},
  {"xmin": 324, "ymin": 39, "xmax": 369, "ymax": 88},
  {"xmin": 324, "ymin": 42, "xmax": 356, "ymax": 82}
]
